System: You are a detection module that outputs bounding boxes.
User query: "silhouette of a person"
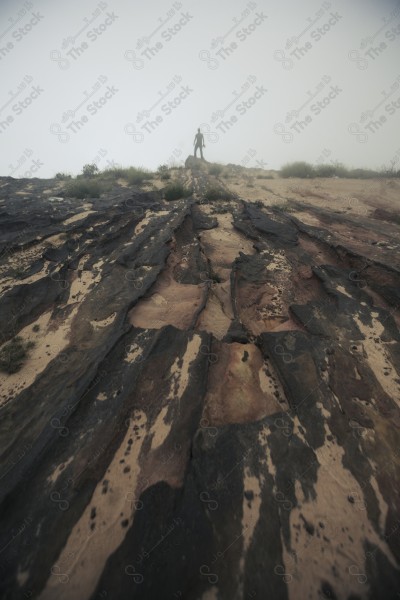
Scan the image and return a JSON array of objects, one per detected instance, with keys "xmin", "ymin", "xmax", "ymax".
[{"xmin": 194, "ymin": 128, "xmax": 205, "ymax": 159}]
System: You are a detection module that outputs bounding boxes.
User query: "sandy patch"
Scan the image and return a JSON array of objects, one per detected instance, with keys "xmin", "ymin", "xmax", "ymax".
[
  {"xmin": 258, "ymin": 358, "xmax": 289, "ymax": 412},
  {"xmin": 133, "ymin": 210, "xmax": 170, "ymax": 235},
  {"xmin": 43, "ymin": 233, "xmax": 68, "ymax": 248},
  {"xmin": 0, "ymin": 306, "xmax": 78, "ymax": 408},
  {"xmin": 196, "ymin": 280, "xmax": 233, "ymax": 340},
  {"xmin": 199, "ymin": 213, "xmax": 255, "ymax": 281},
  {"xmin": 148, "ymin": 405, "xmax": 170, "ymax": 450},
  {"xmin": 168, "ymin": 334, "xmax": 202, "ymax": 401},
  {"xmin": 90, "ymin": 312, "xmax": 117, "ymax": 330},
  {"xmin": 223, "ymin": 176, "xmax": 400, "ymax": 225},
  {"xmin": 63, "ymin": 210, "xmax": 95, "ymax": 226},
  {"xmin": 66, "ymin": 266, "xmax": 103, "ymax": 305},
  {"xmin": 40, "ymin": 410, "xmax": 147, "ymax": 600},
  {"xmin": 242, "ymin": 468, "xmax": 262, "ymax": 554},
  {"xmin": 0, "ymin": 265, "xmax": 49, "ymax": 295},
  {"xmin": 203, "ymin": 343, "xmax": 286, "ymax": 426},
  {"xmin": 280, "ymin": 429, "xmax": 399, "ymax": 600},
  {"xmin": 46, "ymin": 457, "xmax": 74, "ymax": 485},
  {"xmin": 124, "ymin": 342, "xmax": 143, "ymax": 364},
  {"xmin": 129, "ymin": 267, "xmax": 203, "ymax": 330},
  {"xmin": 353, "ymin": 312, "xmax": 400, "ymax": 408}
]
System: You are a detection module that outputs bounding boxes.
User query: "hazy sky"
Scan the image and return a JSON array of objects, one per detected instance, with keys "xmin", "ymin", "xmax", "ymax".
[{"xmin": 1, "ymin": 0, "xmax": 400, "ymax": 177}]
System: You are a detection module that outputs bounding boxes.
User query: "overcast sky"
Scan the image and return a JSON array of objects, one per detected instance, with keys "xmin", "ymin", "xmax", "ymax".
[{"xmin": 1, "ymin": 0, "xmax": 400, "ymax": 177}]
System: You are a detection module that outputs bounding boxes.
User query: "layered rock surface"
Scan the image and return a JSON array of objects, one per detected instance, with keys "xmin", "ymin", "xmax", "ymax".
[{"xmin": 0, "ymin": 166, "xmax": 400, "ymax": 599}]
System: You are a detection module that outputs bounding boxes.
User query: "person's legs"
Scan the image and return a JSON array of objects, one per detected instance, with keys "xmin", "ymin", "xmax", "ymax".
[
  {"xmin": 200, "ymin": 146, "xmax": 203, "ymax": 159},
  {"xmin": 194, "ymin": 143, "xmax": 198, "ymax": 157}
]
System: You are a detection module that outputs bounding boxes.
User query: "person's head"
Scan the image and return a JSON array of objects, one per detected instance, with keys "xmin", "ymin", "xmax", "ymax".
[{"xmin": 197, "ymin": 128, "xmax": 200, "ymax": 132}]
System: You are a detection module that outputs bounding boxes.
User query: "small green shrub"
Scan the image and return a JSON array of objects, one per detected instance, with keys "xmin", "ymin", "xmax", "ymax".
[
  {"xmin": 100, "ymin": 167, "xmax": 126, "ymax": 180},
  {"xmin": 126, "ymin": 167, "xmax": 154, "ymax": 185},
  {"xmin": 204, "ymin": 186, "xmax": 235, "ymax": 201},
  {"xmin": 98, "ymin": 166, "xmax": 154, "ymax": 184},
  {"xmin": 164, "ymin": 182, "xmax": 193, "ymax": 201},
  {"xmin": 204, "ymin": 187, "xmax": 222, "ymax": 201},
  {"xmin": 330, "ymin": 163, "xmax": 350, "ymax": 178},
  {"xmin": 82, "ymin": 164, "xmax": 99, "ymax": 177},
  {"xmin": 0, "ymin": 336, "xmax": 35, "ymax": 374},
  {"xmin": 55, "ymin": 172, "xmax": 72, "ymax": 180},
  {"xmin": 209, "ymin": 164, "xmax": 223, "ymax": 176},
  {"xmin": 347, "ymin": 168, "xmax": 377, "ymax": 179},
  {"xmin": 64, "ymin": 180, "xmax": 106, "ymax": 199},
  {"xmin": 280, "ymin": 161, "xmax": 398, "ymax": 179},
  {"xmin": 280, "ymin": 162, "xmax": 315, "ymax": 178},
  {"xmin": 158, "ymin": 164, "xmax": 171, "ymax": 179},
  {"xmin": 314, "ymin": 164, "xmax": 338, "ymax": 178}
]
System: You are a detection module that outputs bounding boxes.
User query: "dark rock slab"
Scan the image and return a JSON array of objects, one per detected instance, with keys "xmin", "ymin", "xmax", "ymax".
[
  {"xmin": 191, "ymin": 204, "xmax": 218, "ymax": 230},
  {"xmin": 245, "ymin": 204, "xmax": 298, "ymax": 246}
]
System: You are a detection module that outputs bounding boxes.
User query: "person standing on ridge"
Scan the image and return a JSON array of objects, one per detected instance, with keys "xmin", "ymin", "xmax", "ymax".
[{"xmin": 193, "ymin": 128, "xmax": 205, "ymax": 160}]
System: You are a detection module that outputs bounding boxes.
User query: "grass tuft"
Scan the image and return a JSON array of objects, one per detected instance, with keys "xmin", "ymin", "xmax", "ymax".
[
  {"xmin": 55, "ymin": 172, "xmax": 72, "ymax": 180},
  {"xmin": 164, "ymin": 182, "xmax": 193, "ymax": 201},
  {"xmin": 203, "ymin": 186, "xmax": 235, "ymax": 202},
  {"xmin": 280, "ymin": 161, "xmax": 315, "ymax": 178},
  {"xmin": 281, "ymin": 161, "xmax": 400, "ymax": 179},
  {"xmin": 208, "ymin": 164, "xmax": 223, "ymax": 176},
  {"xmin": 63, "ymin": 180, "xmax": 106, "ymax": 199},
  {"xmin": 124, "ymin": 167, "xmax": 154, "ymax": 185},
  {"xmin": 158, "ymin": 165, "xmax": 171, "ymax": 179},
  {"xmin": 0, "ymin": 336, "xmax": 35, "ymax": 374}
]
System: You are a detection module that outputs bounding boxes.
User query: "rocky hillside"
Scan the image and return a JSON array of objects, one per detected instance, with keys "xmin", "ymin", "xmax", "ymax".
[{"xmin": 0, "ymin": 162, "xmax": 400, "ymax": 599}]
